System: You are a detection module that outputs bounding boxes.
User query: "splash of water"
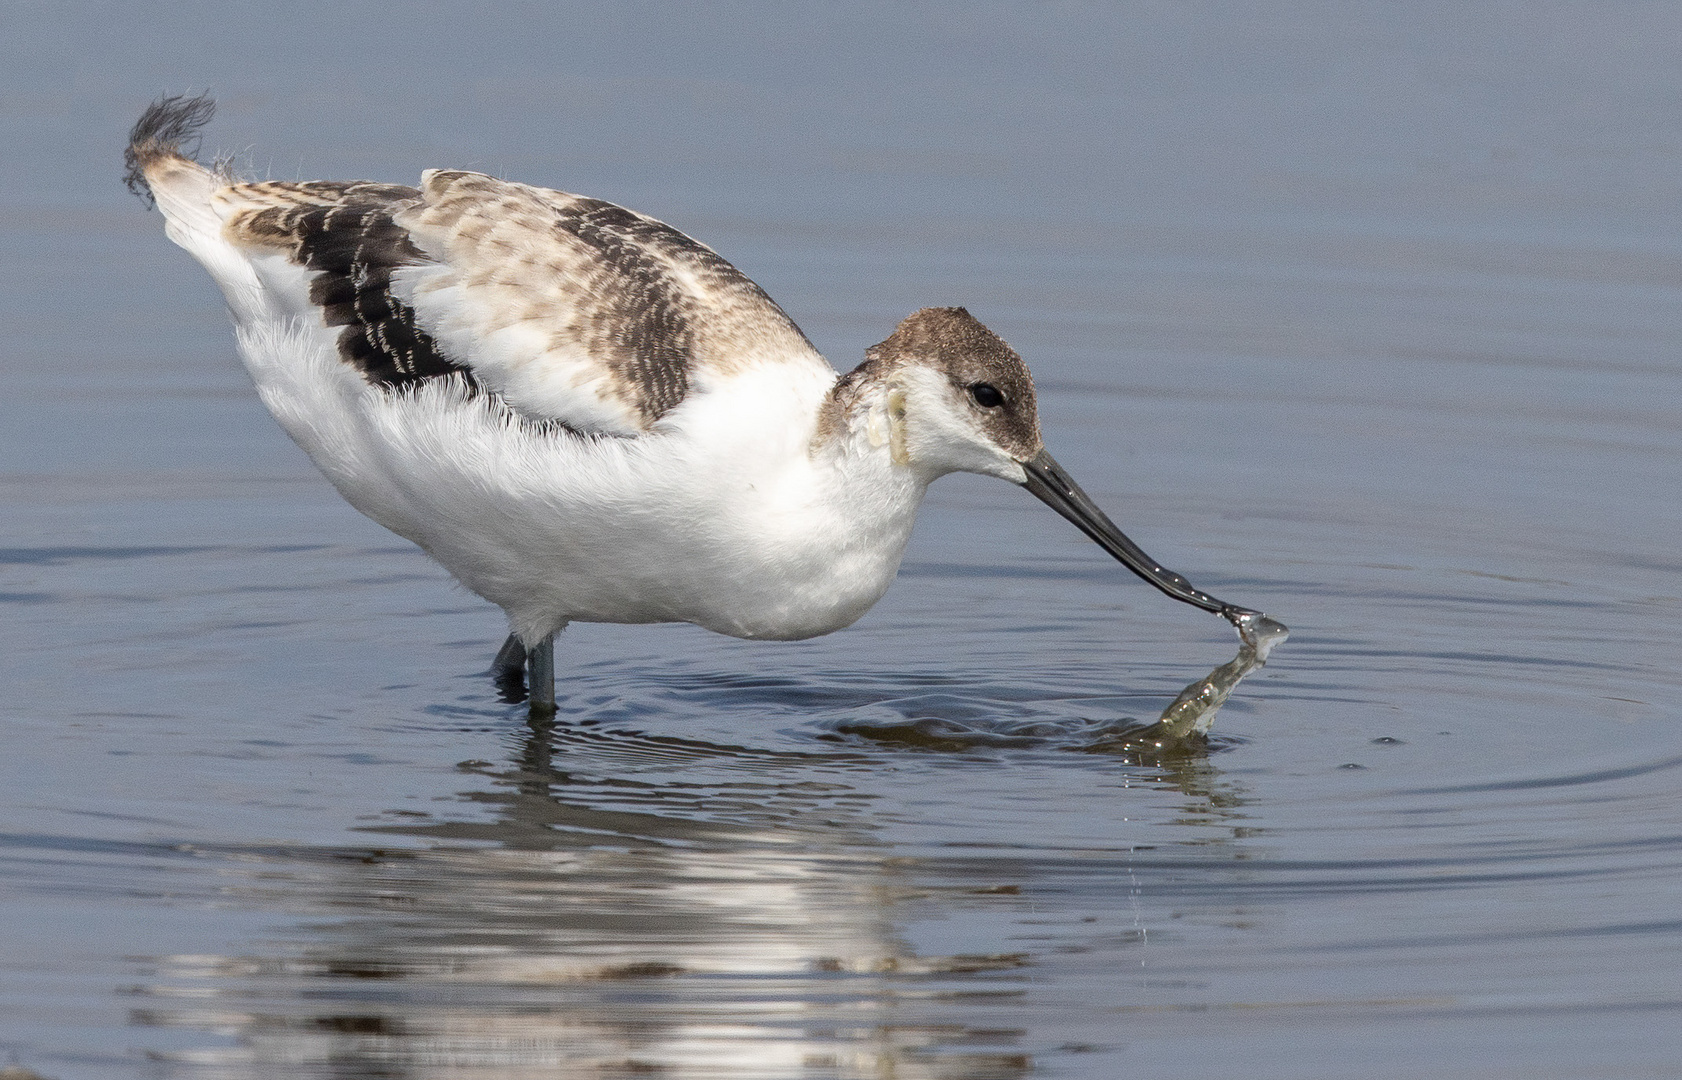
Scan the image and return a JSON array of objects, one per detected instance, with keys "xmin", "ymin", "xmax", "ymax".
[{"xmin": 1150, "ymin": 612, "xmax": 1289, "ymax": 740}]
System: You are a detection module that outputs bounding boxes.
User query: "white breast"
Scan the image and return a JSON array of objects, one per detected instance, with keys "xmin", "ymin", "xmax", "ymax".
[{"xmin": 235, "ymin": 318, "xmax": 926, "ymax": 643}]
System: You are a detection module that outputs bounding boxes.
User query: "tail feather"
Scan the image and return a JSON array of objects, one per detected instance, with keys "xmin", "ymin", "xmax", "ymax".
[
  {"xmin": 124, "ymin": 93, "xmax": 235, "ymax": 264},
  {"xmin": 124, "ymin": 92, "xmax": 217, "ymax": 205},
  {"xmin": 125, "ymin": 93, "xmax": 273, "ymax": 321}
]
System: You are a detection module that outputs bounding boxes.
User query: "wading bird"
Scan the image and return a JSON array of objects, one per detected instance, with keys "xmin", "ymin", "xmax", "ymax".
[{"xmin": 126, "ymin": 94, "xmax": 1279, "ymax": 713}]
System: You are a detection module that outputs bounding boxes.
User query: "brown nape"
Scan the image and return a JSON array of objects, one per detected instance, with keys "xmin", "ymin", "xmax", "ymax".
[
  {"xmin": 817, "ymin": 307, "xmax": 1043, "ymax": 460},
  {"xmin": 884, "ymin": 307, "xmax": 1042, "ymax": 460},
  {"xmin": 871, "ymin": 307, "xmax": 1017, "ymax": 367}
]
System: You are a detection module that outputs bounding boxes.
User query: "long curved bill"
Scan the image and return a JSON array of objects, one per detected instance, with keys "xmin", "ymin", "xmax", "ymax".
[{"xmin": 1020, "ymin": 448, "xmax": 1267, "ymax": 630}]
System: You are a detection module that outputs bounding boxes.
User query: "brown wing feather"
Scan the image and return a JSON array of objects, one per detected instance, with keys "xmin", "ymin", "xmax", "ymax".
[
  {"xmin": 221, "ymin": 181, "xmax": 472, "ymax": 387},
  {"xmin": 392, "ymin": 170, "xmax": 828, "ymax": 431},
  {"xmin": 216, "ymin": 170, "xmax": 829, "ymax": 433}
]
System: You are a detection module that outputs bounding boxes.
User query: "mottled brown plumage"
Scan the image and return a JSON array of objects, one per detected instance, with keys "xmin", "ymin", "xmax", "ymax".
[
  {"xmin": 222, "ymin": 182, "xmax": 470, "ymax": 386},
  {"xmin": 398, "ymin": 170, "xmax": 819, "ymax": 426},
  {"xmin": 208, "ymin": 165, "xmax": 828, "ymax": 432}
]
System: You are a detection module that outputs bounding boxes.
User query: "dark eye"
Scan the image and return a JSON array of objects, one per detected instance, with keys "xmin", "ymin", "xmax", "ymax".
[{"xmin": 969, "ymin": 383, "xmax": 1005, "ymax": 408}]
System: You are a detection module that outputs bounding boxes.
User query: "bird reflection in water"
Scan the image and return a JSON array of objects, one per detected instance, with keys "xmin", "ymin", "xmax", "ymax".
[{"xmin": 127, "ymin": 641, "xmax": 1268, "ymax": 1078}]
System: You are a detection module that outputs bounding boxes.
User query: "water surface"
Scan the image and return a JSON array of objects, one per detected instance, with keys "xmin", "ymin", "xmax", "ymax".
[{"xmin": 3, "ymin": 4, "xmax": 1681, "ymax": 1078}]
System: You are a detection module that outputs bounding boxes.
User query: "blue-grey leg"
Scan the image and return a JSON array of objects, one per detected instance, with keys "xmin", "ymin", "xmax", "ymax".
[
  {"xmin": 491, "ymin": 634, "xmax": 525, "ymax": 681},
  {"xmin": 491, "ymin": 634, "xmax": 529, "ymax": 706},
  {"xmin": 527, "ymin": 633, "xmax": 557, "ymax": 716}
]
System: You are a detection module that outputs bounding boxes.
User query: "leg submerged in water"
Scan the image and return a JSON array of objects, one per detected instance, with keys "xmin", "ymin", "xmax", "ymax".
[
  {"xmin": 527, "ymin": 633, "xmax": 557, "ymax": 715},
  {"xmin": 490, "ymin": 632, "xmax": 558, "ymax": 715},
  {"xmin": 491, "ymin": 634, "xmax": 525, "ymax": 678},
  {"xmin": 491, "ymin": 634, "xmax": 527, "ymax": 703}
]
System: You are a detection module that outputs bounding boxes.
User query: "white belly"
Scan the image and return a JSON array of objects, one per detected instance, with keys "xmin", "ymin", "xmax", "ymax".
[{"xmin": 234, "ymin": 319, "xmax": 925, "ymax": 644}]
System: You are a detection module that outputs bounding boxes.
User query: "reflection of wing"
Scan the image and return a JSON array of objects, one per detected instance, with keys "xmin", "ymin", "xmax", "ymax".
[{"xmin": 218, "ymin": 170, "xmax": 829, "ymax": 434}]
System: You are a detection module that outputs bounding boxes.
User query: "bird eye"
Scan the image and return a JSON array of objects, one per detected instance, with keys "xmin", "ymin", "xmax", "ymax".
[{"xmin": 969, "ymin": 383, "xmax": 1004, "ymax": 408}]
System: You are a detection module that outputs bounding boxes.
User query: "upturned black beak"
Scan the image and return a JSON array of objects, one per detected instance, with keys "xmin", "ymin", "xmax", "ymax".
[{"xmin": 1020, "ymin": 448, "xmax": 1263, "ymax": 627}]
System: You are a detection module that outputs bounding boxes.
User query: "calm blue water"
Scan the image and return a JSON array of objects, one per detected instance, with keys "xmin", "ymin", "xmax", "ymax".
[{"xmin": 4, "ymin": 4, "xmax": 1681, "ymax": 1078}]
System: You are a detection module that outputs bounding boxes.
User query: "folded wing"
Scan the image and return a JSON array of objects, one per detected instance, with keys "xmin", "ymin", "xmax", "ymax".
[{"xmin": 217, "ymin": 170, "xmax": 829, "ymax": 434}]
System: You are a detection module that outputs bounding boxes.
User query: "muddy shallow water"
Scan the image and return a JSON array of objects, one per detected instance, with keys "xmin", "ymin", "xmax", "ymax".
[{"xmin": 4, "ymin": 4, "xmax": 1681, "ymax": 1078}]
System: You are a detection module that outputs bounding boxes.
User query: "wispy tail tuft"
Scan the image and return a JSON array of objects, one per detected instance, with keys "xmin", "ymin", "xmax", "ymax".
[{"xmin": 124, "ymin": 92, "xmax": 216, "ymax": 207}]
